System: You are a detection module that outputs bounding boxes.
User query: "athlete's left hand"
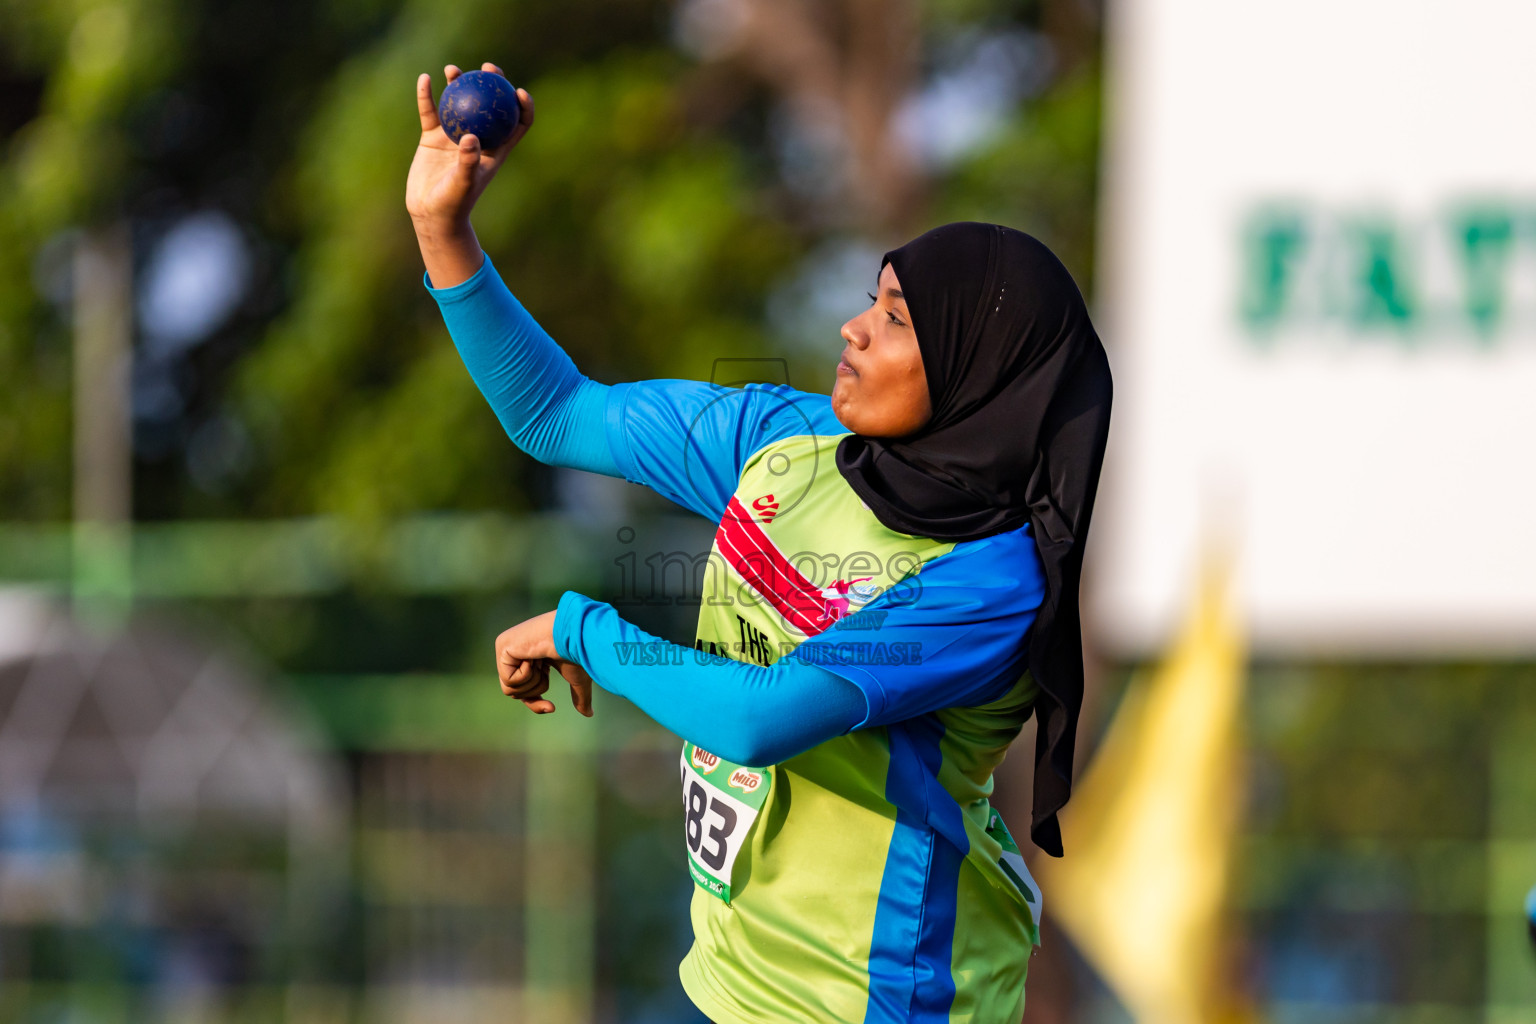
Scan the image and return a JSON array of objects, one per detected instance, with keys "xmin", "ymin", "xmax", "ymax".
[{"xmin": 495, "ymin": 610, "xmax": 595, "ymax": 717}]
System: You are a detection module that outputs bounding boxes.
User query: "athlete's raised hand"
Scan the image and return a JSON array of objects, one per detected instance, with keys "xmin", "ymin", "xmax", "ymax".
[
  {"xmin": 407, "ymin": 63, "xmax": 532, "ymax": 224},
  {"xmin": 407, "ymin": 62, "xmax": 534, "ymax": 287}
]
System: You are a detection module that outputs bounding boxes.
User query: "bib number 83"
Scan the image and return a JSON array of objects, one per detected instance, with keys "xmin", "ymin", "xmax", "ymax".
[
  {"xmin": 679, "ymin": 744, "xmax": 768, "ymax": 903},
  {"xmin": 685, "ymin": 779, "xmax": 738, "ymax": 871}
]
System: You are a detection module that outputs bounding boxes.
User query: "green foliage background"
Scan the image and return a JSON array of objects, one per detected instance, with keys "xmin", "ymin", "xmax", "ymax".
[
  {"xmin": 3, "ymin": 6, "xmax": 1536, "ymax": 1022},
  {"xmin": 0, "ymin": 0, "xmax": 1100, "ymax": 525}
]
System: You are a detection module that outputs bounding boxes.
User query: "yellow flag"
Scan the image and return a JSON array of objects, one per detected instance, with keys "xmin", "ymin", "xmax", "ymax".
[{"xmin": 1038, "ymin": 562, "xmax": 1247, "ymax": 1024}]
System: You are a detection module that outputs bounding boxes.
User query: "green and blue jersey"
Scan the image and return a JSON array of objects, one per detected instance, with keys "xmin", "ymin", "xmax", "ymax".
[
  {"xmin": 603, "ymin": 379, "xmax": 1046, "ymax": 1023},
  {"xmin": 431, "ymin": 258, "xmax": 1047, "ymax": 1023}
]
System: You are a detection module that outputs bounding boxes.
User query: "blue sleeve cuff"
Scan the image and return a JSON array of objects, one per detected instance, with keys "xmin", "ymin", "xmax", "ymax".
[
  {"xmin": 553, "ymin": 589, "xmax": 606, "ymax": 664},
  {"xmin": 422, "ymin": 251, "xmax": 492, "ymax": 301}
]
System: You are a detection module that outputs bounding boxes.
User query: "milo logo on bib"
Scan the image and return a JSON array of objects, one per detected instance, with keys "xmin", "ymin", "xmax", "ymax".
[
  {"xmin": 691, "ymin": 747, "xmax": 722, "ymax": 774},
  {"xmin": 727, "ymin": 769, "xmax": 762, "ymax": 793}
]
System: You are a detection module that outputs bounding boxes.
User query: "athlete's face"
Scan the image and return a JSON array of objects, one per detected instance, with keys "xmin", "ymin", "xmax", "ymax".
[{"xmin": 833, "ymin": 263, "xmax": 932, "ymax": 438}]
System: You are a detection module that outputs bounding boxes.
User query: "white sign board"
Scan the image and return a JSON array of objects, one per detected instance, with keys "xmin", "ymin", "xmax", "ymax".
[{"xmin": 1089, "ymin": 0, "xmax": 1536, "ymax": 655}]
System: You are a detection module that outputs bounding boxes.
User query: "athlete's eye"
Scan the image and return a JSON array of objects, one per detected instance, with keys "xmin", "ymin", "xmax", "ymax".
[{"xmin": 868, "ymin": 292, "xmax": 905, "ymax": 326}]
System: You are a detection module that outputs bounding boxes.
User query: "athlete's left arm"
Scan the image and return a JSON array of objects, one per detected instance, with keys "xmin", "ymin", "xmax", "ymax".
[
  {"xmin": 494, "ymin": 533, "xmax": 1042, "ymax": 762},
  {"xmin": 503, "ymin": 592, "xmax": 868, "ymax": 767}
]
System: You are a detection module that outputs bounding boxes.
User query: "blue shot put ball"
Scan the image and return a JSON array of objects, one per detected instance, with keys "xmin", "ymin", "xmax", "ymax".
[{"xmin": 438, "ymin": 70, "xmax": 521, "ymax": 151}]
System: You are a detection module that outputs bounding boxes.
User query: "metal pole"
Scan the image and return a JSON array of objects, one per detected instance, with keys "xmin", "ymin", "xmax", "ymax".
[
  {"xmin": 524, "ymin": 706, "xmax": 597, "ymax": 1024},
  {"xmin": 71, "ymin": 223, "xmax": 133, "ymax": 623},
  {"xmin": 1484, "ymin": 695, "xmax": 1536, "ymax": 1021}
]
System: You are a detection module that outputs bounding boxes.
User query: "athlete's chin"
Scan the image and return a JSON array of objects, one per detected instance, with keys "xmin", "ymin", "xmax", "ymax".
[{"xmin": 831, "ymin": 380, "xmax": 861, "ymax": 433}]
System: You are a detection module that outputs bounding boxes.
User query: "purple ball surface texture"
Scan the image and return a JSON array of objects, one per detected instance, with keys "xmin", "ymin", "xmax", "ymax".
[{"xmin": 437, "ymin": 70, "xmax": 520, "ymax": 151}]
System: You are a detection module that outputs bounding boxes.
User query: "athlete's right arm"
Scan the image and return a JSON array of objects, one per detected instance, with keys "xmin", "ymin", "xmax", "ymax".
[
  {"xmin": 407, "ymin": 65, "xmax": 618, "ymax": 474},
  {"xmin": 427, "ymin": 256, "xmax": 619, "ymax": 475},
  {"xmin": 407, "ymin": 67, "xmax": 847, "ymax": 509}
]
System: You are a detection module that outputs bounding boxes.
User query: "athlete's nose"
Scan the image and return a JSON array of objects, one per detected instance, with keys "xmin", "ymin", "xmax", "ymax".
[{"xmin": 840, "ymin": 314, "xmax": 870, "ymax": 349}]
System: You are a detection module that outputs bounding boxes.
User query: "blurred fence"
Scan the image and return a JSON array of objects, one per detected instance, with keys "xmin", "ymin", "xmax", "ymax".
[
  {"xmin": 0, "ymin": 514, "xmax": 1533, "ymax": 1023},
  {"xmin": 1236, "ymin": 664, "xmax": 1536, "ymax": 1024},
  {"xmin": 0, "ymin": 512, "xmax": 701, "ymax": 1024}
]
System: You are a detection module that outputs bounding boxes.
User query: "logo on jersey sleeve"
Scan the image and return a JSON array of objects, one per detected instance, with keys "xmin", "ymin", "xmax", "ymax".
[
  {"xmin": 751, "ymin": 494, "xmax": 780, "ymax": 523},
  {"xmin": 819, "ymin": 577, "xmax": 881, "ymax": 621}
]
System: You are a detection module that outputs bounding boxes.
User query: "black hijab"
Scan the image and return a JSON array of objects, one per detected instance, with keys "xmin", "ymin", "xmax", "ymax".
[{"xmin": 835, "ymin": 222, "xmax": 1112, "ymax": 857}]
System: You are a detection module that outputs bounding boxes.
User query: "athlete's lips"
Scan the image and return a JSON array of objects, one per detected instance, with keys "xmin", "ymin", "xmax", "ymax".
[{"xmin": 836, "ymin": 350, "xmax": 859, "ymax": 377}]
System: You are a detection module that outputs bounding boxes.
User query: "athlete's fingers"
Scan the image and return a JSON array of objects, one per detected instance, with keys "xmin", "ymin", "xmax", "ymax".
[
  {"xmin": 503, "ymin": 657, "xmax": 528, "ymax": 696},
  {"xmin": 456, "ymin": 134, "xmax": 481, "ymax": 186},
  {"xmin": 516, "ymin": 88, "xmax": 535, "ymax": 129},
  {"xmin": 499, "ymin": 656, "xmax": 537, "ymax": 695},
  {"xmin": 503, "ymin": 655, "xmax": 548, "ymax": 696},
  {"xmin": 416, "ymin": 73, "xmax": 440, "ymax": 132},
  {"xmin": 510, "ymin": 676, "xmax": 550, "ymax": 701},
  {"xmin": 554, "ymin": 658, "xmax": 594, "ymax": 718},
  {"xmin": 484, "ymin": 86, "xmax": 532, "ymax": 166},
  {"xmin": 569, "ymin": 679, "xmax": 591, "ymax": 717},
  {"xmin": 497, "ymin": 630, "xmax": 535, "ymax": 690},
  {"xmin": 521, "ymin": 696, "xmax": 556, "ymax": 714},
  {"xmin": 481, "ymin": 62, "xmax": 504, "ymax": 77},
  {"xmin": 496, "ymin": 88, "xmax": 535, "ymax": 155},
  {"xmin": 508, "ymin": 663, "xmax": 551, "ymax": 700},
  {"xmin": 445, "ymin": 63, "xmax": 462, "ymax": 83}
]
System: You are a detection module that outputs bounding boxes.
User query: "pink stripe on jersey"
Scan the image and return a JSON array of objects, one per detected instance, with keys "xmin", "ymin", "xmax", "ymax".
[{"xmin": 715, "ymin": 496, "xmax": 838, "ymax": 637}]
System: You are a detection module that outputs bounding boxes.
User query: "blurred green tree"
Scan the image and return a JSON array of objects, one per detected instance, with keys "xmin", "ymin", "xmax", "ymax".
[{"xmin": 0, "ymin": 0, "xmax": 1103, "ymax": 525}]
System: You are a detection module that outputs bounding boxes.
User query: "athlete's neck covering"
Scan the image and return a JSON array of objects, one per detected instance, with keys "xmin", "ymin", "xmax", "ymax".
[{"xmin": 835, "ymin": 222, "xmax": 1113, "ymax": 858}]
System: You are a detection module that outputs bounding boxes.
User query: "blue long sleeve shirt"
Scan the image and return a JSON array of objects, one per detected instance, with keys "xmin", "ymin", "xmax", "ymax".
[{"xmin": 427, "ymin": 255, "xmax": 866, "ymax": 761}]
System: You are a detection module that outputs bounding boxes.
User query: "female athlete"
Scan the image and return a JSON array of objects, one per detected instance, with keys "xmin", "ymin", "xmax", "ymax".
[{"xmin": 408, "ymin": 64, "xmax": 1112, "ymax": 1024}]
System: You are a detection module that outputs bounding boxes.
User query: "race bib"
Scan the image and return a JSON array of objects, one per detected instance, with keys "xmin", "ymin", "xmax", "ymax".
[
  {"xmin": 679, "ymin": 743, "xmax": 771, "ymax": 903},
  {"xmin": 987, "ymin": 809, "xmax": 1043, "ymax": 914}
]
